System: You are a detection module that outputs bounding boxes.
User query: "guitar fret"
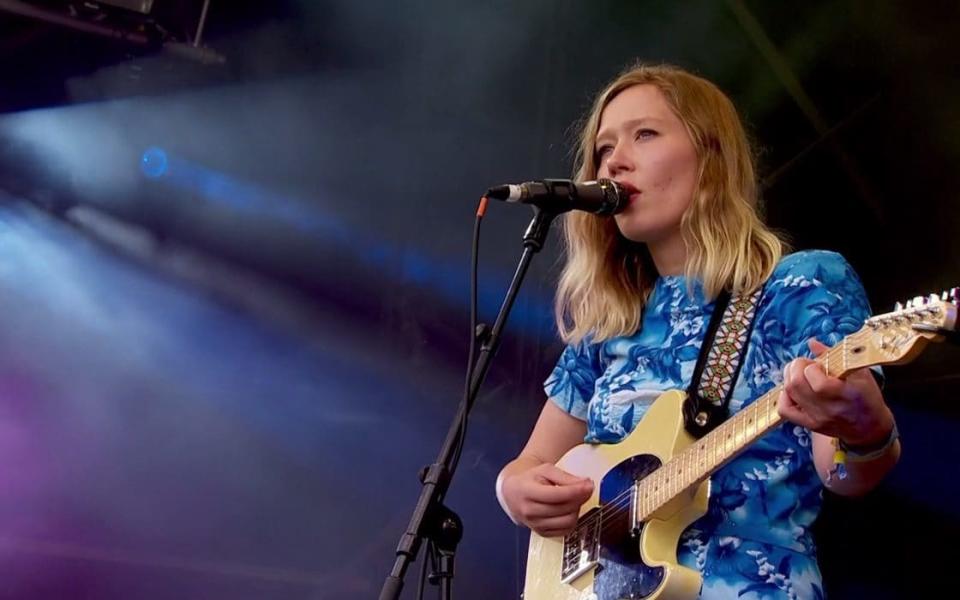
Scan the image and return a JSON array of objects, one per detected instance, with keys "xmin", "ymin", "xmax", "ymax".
[
  {"xmin": 724, "ymin": 421, "xmax": 732, "ymax": 459},
  {"xmin": 670, "ymin": 458, "xmax": 676, "ymax": 499},
  {"xmin": 675, "ymin": 453, "xmax": 682, "ymax": 495},
  {"xmin": 700, "ymin": 440, "xmax": 707, "ymax": 475},
  {"xmin": 667, "ymin": 465, "xmax": 672, "ymax": 502},
  {"xmin": 729, "ymin": 420, "xmax": 736, "ymax": 457},
  {"xmin": 739, "ymin": 416, "xmax": 746, "ymax": 450},
  {"xmin": 717, "ymin": 427, "xmax": 723, "ymax": 466},
  {"xmin": 677, "ymin": 451, "xmax": 684, "ymax": 495},
  {"xmin": 717, "ymin": 424, "xmax": 724, "ymax": 462},
  {"xmin": 657, "ymin": 468, "xmax": 669, "ymax": 506},
  {"xmin": 842, "ymin": 337, "xmax": 847, "ymax": 373},
  {"xmin": 725, "ymin": 421, "xmax": 732, "ymax": 458},
  {"xmin": 680, "ymin": 447, "xmax": 686, "ymax": 490},
  {"xmin": 664, "ymin": 464, "xmax": 670, "ymax": 502},
  {"xmin": 717, "ymin": 427, "xmax": 723, "ymax": 465},
  {"xmin": 709, "ymin": 433, "xmax": 715, "ymax": 470},
  {"xmin": 728, "ymin": 421, "xmax": 735, "ymax": 458},
  {"xmin": 706, "ymin": 436, "xmax": 713, "ymax": 473},
  {"xmin": 660, "ymin": 466, "xmax": 667, "ymax": 504},
  {"xmin": 668, "ymin": 457, "xmax": 675, "ymax": 499},
  {"xmin": 653, "ymin": 468, "xmax": 662, "ymax": 509},
  {"xmin": 649, "ymin": 475, "xmax": 655, "ymax": 515},
  {"xmin": 661, "ymin": 466, "xmax": 667, "ymax": 505},
  {"xmin": 677, "ymin": 450, "xmax": 684, "ymax": 493},
  {"xmin": 677, "ymin": 450, "xmax": 690, "ymax": 490},
  {"xmin": 650, "ymin": 469, "xmax": 657, "ymax": 510},
  {"xmin": 648, "ymin": 477, "xmax": 654, "ymax": 518}
]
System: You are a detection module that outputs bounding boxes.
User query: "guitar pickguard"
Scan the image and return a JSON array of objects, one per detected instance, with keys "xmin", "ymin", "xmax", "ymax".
[{"xmin": 594, "ymin": 453, "xmax": 664, "ymax": 600}]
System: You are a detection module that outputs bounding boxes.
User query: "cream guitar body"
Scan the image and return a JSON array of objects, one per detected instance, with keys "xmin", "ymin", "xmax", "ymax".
[{"xmin": 524, "ymin": 390, "xmax": 706, "ymax": 600}]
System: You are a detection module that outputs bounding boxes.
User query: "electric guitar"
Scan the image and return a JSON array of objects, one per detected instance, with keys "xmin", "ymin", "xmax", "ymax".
[{"xmin": 523, "ymin": 290, "xmax": 958, "ymax": 600}]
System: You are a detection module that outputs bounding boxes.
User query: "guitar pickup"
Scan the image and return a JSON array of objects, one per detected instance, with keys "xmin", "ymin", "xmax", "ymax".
[{"xmin": 630, "ymin": 480, "xmax": 641, "ymax": 537}]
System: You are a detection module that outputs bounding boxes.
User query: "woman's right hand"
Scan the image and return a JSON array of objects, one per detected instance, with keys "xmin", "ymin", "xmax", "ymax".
[{"xmin": 499, "ymin": 463, "xmax": 595, "ymax": 537}]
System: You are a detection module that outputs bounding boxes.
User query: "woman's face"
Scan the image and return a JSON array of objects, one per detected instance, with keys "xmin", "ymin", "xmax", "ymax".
[{"xmin": 595, "ymin": 84, "xmax": 699, "ymax": 245}]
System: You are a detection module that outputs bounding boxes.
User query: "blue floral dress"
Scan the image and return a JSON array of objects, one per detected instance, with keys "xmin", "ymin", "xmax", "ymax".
[{"xmin": 545, "ymin": 251, "xmax": 875, "ymax": 599}]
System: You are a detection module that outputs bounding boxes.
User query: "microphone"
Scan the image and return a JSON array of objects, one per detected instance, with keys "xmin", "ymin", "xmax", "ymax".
[{"xmin": 485, "ymin": 178, "xmax": 629, "ymax": 216}]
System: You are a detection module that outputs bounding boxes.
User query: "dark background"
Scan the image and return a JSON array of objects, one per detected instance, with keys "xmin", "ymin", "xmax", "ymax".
[{"xmin": 0, "ymin": 1, "xmax": 957, "ymax": 598}]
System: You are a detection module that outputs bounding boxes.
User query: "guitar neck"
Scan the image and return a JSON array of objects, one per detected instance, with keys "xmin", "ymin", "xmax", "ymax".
[{"xmin": 637, "ymin": 337, "xmax": 865, "ymax": 518}]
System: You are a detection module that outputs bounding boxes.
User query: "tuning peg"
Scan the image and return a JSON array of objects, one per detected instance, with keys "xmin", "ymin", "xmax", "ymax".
[
  {"xmin": 952, "ymin": 288, "xmax": 959, "ymax": 303},
  {"xmin": 943, "ymin": 291, "xmax": 950, "ymax": 301},
  {"xmin": 929, "ymin": 293, "xmax": 939, "ymax": 304},
  {"xmin": 895, "ymin": 301, "xmax": 904, "ymax": 311}
]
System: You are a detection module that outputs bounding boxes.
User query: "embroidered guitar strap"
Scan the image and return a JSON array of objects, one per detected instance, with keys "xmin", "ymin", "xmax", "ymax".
[{"xmin": 683, "ymin": 287, "xmax": 764, "ymax": 438}]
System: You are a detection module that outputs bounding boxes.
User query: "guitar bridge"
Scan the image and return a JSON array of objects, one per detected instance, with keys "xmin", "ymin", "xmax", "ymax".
[{"xmin": 560, "ymin": 507, "xmax": 601, "ymax": 584}]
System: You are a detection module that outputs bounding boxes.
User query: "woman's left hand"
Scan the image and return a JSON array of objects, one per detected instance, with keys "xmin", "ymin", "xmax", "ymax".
[{"xmin": 778, "ymin": 338, "xmax": 895, "ymax": 447}]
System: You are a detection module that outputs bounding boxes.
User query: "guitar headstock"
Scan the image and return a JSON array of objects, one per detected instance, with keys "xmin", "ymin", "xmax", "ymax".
[{"xmin": 848, "ymin": 288, "xmax": 959, "ymax": 369}]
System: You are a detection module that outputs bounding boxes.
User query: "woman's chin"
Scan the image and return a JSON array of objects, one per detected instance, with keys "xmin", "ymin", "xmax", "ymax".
[{"xmin": 614, "ymin": 221, "xmax": 655, "ymax": 243}]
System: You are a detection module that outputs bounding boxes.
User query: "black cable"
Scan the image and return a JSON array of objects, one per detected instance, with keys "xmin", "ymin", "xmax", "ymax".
[
  {"xmin": 449, "ymin": 202, "xmax": 484, "ymax": 476},
  {"xmin": 413, "ymin": 200, "xmax": 484, "ymax": 599}
]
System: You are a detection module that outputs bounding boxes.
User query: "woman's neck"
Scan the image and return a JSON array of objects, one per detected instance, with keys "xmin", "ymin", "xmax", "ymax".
[{"xmin": 647, "ymin": 233, "xmax": 688, "ymax": 277}]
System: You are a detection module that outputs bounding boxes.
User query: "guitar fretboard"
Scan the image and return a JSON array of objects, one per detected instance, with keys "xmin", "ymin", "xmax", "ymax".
[{"xmin": 633, "ymin": 335, "xmax": 864, "ymax": 521}]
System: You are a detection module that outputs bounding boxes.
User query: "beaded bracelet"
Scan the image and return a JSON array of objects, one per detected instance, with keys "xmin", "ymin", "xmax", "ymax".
[{"xmin": 827, "ymin": 422, "xmax": 900, "ymax": 484}]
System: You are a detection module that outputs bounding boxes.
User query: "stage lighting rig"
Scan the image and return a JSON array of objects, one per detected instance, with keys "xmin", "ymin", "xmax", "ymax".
[{"xmin": 0, "ymin": 1, "xmax": 223, "ymax": 63}]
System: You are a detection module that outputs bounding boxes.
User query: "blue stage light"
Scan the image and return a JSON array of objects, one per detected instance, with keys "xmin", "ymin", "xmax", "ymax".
[{"xmin": 141, "ymin": 147, "xmax": 169, "ymax": 178}]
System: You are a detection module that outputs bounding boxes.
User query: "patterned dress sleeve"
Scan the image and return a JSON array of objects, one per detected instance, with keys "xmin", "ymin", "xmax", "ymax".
[
  {"xmin": 738, "ymin": 250, "xmax": 877, "ymax": 407},
  {"xmin": 765, "ymin": 250, "xmax": 874, "ymax": 364},
  {"xmin": 544, "ymin": 336, "xmax": 603, "ymax": 422}
]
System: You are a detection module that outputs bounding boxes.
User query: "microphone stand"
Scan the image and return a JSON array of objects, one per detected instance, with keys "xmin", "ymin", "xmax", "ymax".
[{"xmin": 380, "ymin": 207, "xmax": 557, "ymax": 600}]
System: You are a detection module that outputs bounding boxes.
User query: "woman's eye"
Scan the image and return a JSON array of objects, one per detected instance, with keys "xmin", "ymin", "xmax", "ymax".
[
  {"xmin": 636, "ymin": 129, "xmax": 657, "ymax": 140},
  {"xmin": 596, "ymin": 145, "xmax": 613, "ymax": 160}
]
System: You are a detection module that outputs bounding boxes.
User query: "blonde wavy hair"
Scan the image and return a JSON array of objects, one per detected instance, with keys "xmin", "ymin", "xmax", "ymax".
[{"xmin": 557, "ymin": 63, "xmax": 785, "ymax": 344}]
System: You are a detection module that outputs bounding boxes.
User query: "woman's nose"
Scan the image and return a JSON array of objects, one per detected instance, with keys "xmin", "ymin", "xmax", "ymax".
[{"xmin": 604, "ymin": 144, "xmax": 633, "ymax": 176}]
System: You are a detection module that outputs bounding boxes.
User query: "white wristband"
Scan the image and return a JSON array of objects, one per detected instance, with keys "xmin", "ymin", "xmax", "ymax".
[
  {"xmin": 495, "ymin": 472, "xmax": 520, "ymax": 525},
  {"xmin": 839, "ymin": 421, "xmax": 900, "ymax": 462}
]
